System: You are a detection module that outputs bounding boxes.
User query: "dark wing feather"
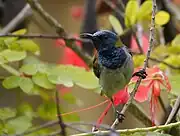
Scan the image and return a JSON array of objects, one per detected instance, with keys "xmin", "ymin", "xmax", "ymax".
[{"xmin": 92, "ymin": 52, "xmax": 101, "ymax": 78}]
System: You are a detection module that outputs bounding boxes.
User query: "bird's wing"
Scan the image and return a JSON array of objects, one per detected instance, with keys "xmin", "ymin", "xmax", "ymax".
[{"xmin": 92, "ymin": 52, "xmax": 101, "ymax": 79}]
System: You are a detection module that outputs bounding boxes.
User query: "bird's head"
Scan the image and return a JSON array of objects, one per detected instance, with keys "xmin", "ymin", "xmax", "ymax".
[{"xmin": 80, "ymin": 30, "xmax": 118, "ymax": 51}]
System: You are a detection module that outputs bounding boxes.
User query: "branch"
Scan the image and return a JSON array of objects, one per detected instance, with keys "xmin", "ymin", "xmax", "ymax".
[
  {"xmin": 165, "ymin": 96, "xmax": 180, "ymax": 125},
  {"xmin": 55, "ymin": 90, "xmax": 66, "ymax": 136},
  {"xmin": 72, "ymin": 121, "xmax": 180, "ymax": 136},
  {"xmin": 0, "ymin": 33, "xmax": 90, "ymax": 43},
  {"xmin": 0, "ymin": 4, "xmax": 32, "ymax": 34},
  {"xmin": 111, "ymin": 0, "xmax": 157, "ymax": 129},
  {"xmin": 26, "ymin": 0, "xmax": 92, "ymax": 66}
]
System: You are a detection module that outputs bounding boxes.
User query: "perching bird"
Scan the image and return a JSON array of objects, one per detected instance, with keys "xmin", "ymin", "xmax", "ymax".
[{"xmin": 80, "ymin": 30, "xmax": 147, "ymax": 110}]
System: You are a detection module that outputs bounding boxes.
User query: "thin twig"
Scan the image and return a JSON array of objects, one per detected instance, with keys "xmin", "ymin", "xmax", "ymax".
[
  {"xmin": 26, "ymin": 0, "xmax": 92, "ymax": 66},
  {"xmin": 55, "ymin": 90, "xmax": 66, "ymax": 136},
  {"xmin": 0, "ymin": 33, "xmax": 90, "ymax": 43},
  {"xmin": 71, "ymin": 121, "xmax": 180, "ymax": 136},
  {"xmin": 111, "ymin": 0, "xmax": 157, "ymax": 129},
  {"xmin": 0, "ymin": 4, "xmax": 32, "ymax": 34},
  {"xmin": 165, "ymin": 96, "xmax": 180, "ymax": 125}
]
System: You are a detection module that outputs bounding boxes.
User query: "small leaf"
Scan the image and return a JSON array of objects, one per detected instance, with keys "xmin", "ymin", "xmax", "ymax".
[
  {"xmin": 0, "ymin": 49, "xmax": 26, "ymax": 62},
  {"xmin": 12, "ymin": 29, "xmax": 27, "ymax": 35},
  {"xmin": 155, "ymin": 11, "xmax": 170, "ymax": 26},
  {"xmin": 4, "ymin": 29, "xmax": 27, "ymax": 46},
  {"xmin": 2, "ymin": 76, "xmax": 20, "ymax": 89},
  {"xmin": 32, "ymin": 73, "xmax": 55, "ymax": 89},
  {"xmin": 0, "ymin": 108, "xmax": 16, "ymax": 120},
  {"xmin": 20, "ymin": 64, "xmax": 38, "ymax": 75},
  {"xmin": 37, "ymin": 102, "xmax": 57, "ymax": 120},
  {"xmin": 108, "ymin": 15, "xmax": 123, "ymax": 35},
  {"xmin": 137, "ymin": 0, "xmax": 152, "ymax": 20},
  {"xmin": 169, "ymin": 75, "xmax": 180, "ymax": 96},
  {"xmin": 17, "ymin": 103, "xmax": 35, "ymax": 119},
  {"xmin": 6, "ymin": 116, "xmax": 32, "ymax": 134},
  {"xmin": 172, "ymin": 34, "xmax": 180, "ymax": 46},
  {"xmin": 125, "ymin": 0, "xmax": 138, "ymax": 27},
  {"xmin": 19, "ymin": 77, "xmax": 34, "ymax": 94},
  {"xmin": 17, "ymin": 39, "xmax": 40, "ymax": 55}
]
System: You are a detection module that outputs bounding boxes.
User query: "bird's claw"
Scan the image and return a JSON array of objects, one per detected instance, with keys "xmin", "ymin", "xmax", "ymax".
[
  {"xmin": 132, "ymin": 69, "xmax": 147, "ymax": 79},
  {"xmin": 116, "ymin": 111, "xmax": 125, "ymax": 123}
]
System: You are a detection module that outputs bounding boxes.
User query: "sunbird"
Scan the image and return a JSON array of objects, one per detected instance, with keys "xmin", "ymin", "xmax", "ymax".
[{"xmin": 80, "ymin": 30, "xmax": 147, "ymax": 114}]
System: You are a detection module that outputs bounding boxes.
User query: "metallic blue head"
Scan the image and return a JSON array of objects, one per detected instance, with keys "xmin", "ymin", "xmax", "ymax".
[{"xmin": 80, "ymin": 30, "xmax": 118, "ymax": 51}]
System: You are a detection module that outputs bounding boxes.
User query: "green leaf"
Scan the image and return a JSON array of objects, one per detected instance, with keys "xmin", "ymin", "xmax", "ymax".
[
  {"xmin": 3, "ymin": 29, "xmax": 27, "ymax": 47},
  {"xmin": 72, "ymin": 70, "xmax": 99, "ymax": 89},
  {"xmin": 17, "ymin": 39, "xmax": 40, "ymax": 55},
  {"xmin": 17, "ymin": 103, "xmax": 35, "ymax": 119},
  {"xmin": 0, "ymin": 108, "xmax": 16, "ymax": 120},
  {"xmin": 147, "ymin": 132, "xmax": 172, "ymax": 136},
  {"xmin": 23, "ymin": 56, "xmax": 41, "ymax": 65},
  {"xmin": 32, "ymin": 73, "xmax": 55, "ymax": 89},
  {"xmin": 137, "ymin": 0, "xmax": 152, "ymax": 20},
  {"xmin": 172, "ymin": 34, "xmax": 180, "ymax": 46},
  {"xmin": 20, "ymin": 64, "xmax": 38, "ymax": 75},
  {"xmin": 155, "ymin": 11, "xmax": 170, "ymax": 26},
  {"xmin": 49, "ymin": 65, "xmax": 99, "ymax": 89},
  {"xmin": 6, "ymin": 116, "xmax": 32, "ymax": 134},
  {"xmin": 125, "ymin": 0, "xmax": 138, "ymax": 27},
  {"xmin": 19, "ymin": 77, "xmax": 34, "ymax": 94},
  {"xmin": 169, "ymin": 75, "xmax": 180, "ymax": 96},
  {"xmin": 2, "ymin": 76, "xmax": 20, "ymax": 89},
  {"xmin": 108, "ymin": 15, "xmax": 123, "ymax": 35},
  {"xmin": 37, "ymin": 102, "xmax": 57, "ymax": 120},
  {"xmin": 0, "ymin": 49, "xmax": 26, "ymax": 62},
  {"xmin": 12, "ymin": 29, "xmax": 27, "ymax": 35}
]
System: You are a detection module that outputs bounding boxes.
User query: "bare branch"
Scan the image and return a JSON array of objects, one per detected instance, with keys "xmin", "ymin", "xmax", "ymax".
[
  {"xmin": 55, "ymin": 90, "xmax": 66, "ymax": 136},
  {"xmin": 0, "ymin": 33, "xmax": 90, "ymax": 43},
  {"xmin": 165, "ymin": 96, "xmax": 180, "ymax": 125},
  {"xmin": 0, "ymin": 4, "xmax": 32, "ymax": 34}
]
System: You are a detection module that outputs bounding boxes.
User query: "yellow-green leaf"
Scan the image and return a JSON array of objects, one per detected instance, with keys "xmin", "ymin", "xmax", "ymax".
[
  {"xmin": 17, "ymin": 39, "xmax": 40, "ymax": 55},
  {"xmin": 0, "ymin": 49, "xmax": 26, "ymax": 62},
  {"xmin": 32, "ymin": 73, "xmax": 55, "ymax": 89},
  {"xmin": 172, "ymin": 34, "xmax": 180, "ymax": 46},
  {"xmin": 19, "ymin": 77, "xmax": 34, "ymax": 94},
  {"xmin": 108, "ymin": 15, "xmax": 123, "ymax": 35},
  {"xmin": 12, "ymin": 29, "xmax": 27, "ymax": 35},
  {"xmin": 155, "ymin": 11, "xmax": 170, "ymax": 26},
  {"xmin": 125, "ymin": 0, "xmax": 138, "ymax": 27},
  {"xmin": 137, "ymin": 0, "xmax": 152, "ymax": 20},
  {"xmin": 2, "ymin": 76, "xmax": 20, "ymax": 89}
]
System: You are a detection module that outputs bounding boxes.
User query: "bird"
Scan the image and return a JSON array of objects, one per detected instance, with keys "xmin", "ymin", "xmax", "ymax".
[{"xmin": 80, "ymin": 30, "xmax": 147, "ymax": 116}]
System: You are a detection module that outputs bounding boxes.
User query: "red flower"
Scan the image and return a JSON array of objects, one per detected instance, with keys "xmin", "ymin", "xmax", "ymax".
[{"xmin": 70, "ymin": 6, "xmax": 84, "ymax": 20}]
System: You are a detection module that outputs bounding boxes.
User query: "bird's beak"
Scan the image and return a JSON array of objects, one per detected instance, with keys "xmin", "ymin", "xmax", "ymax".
[{"xmin": 80, "ymin": 33, "xmax": 94, "ymax": 40}]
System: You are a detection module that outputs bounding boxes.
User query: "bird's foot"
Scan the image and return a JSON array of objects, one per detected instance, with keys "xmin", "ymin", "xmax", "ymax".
[
  {"xmin": 116, "ymin": 111, "xmax": 125, "ymax": 123},
  {"xmin": 132, "ymin": 69, "xmax": 147, "ymax": 79}
]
